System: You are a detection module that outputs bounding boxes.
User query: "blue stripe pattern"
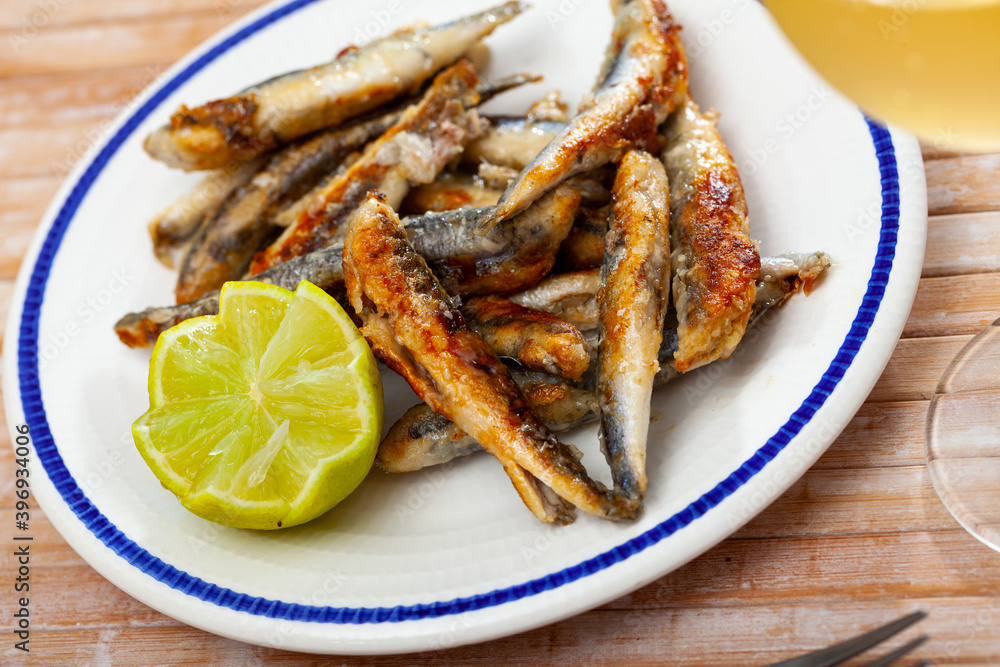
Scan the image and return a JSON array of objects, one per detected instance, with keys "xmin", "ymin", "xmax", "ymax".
[{"xmin": 16, "ymin": 0, "xmax": 899, "ymax": 625}]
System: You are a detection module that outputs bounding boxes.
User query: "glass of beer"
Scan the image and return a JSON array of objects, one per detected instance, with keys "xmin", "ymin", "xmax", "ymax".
[{"xmin": 766, "ymin": 0, "xmax": 1000, "ymax": 151}]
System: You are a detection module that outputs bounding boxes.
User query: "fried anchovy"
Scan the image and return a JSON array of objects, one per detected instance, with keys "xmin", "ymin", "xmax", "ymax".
[
  {"xmin": 174, "ymin": 74, "xmax": 536, "ymax": 303},
  {"xmin": 662, "ymin": 93, "xmax": 760, "ymax": 373},
  {"xmin": 474, "ymin": 0, "xmax": 687, "ymax": 234},
  {"xmin": 173, "ymin": 115, "xmax": 395, "ymax": 303},
  {"xmin": 345, "ymin": 193, "xmax": 636, "ymax": 523},
  {"xmin": 249, "ymin": 60, "xmax": 486, "ymax": 273},
  {"xmin": 149, "ymin": 159, "xmax": 265, "ymax": 267},
  {"xmin": 117, "ymin": 188, "xmax": 578, "ymax": 347},
  {"xmin": 143, "ymin": 2, "xmax": 526, "ymax": 171},
  {"xmin": 403, "ymin": 182, "xmax": 581, "ymax": 295},
  {"xmin": 461, "ymin": 295, "xmax": 590, "ymax": 381},
  {"xmin": 261, "ymin": 73, "xmax": 539, "ymax": 231},
  {"xmin": 377, "ymin": 252, "xmax": 832, "ymax": 472},
  {"xmin": 114, "ymin": 244, "xmax": 345, "ymax": 348},
  {"xmin": 596, "ymin": 149, "xmax": 671, "ymax": 505}
]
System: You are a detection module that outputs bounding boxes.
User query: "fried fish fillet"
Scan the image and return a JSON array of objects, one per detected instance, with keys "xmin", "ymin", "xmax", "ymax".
[
  {"xmin": 662, "ymin": 93, "xmax": 760, "ymax": 373},
  {"xmin": 596, "ymin": 149, "xmax": 671, "ymax": 505},
  {"xmin": 144, "ymin": 2, "xmax": 526, "ymax": 171}
]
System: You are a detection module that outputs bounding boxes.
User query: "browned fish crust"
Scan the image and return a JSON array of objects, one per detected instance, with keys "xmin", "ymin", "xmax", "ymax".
[
  {"xmin": 250, "ymin": 60, "xmax": 482, "ymax": 273},
  {"xmin": 400, "ymin": 172, "xmax": 502, "ymax": 214},
  {"xmin": 663, "ymin": 95, "xmax": 760, "ymax": 373},
  {"xmin": 344, "ymin": 193, "xmax": 635, "ymax": 522},
  {"xmin": 556, "ymin": 205, "xmax": 609, "ymax": 271},
  {"xmin": 461, "ymin": 295, "xmax": 590, "ymax": 381}
]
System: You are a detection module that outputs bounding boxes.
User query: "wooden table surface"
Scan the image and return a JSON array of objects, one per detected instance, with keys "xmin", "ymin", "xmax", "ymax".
[{"xmin": 2, "ymin": 2, "xmax": 1000, "ymax": 665}]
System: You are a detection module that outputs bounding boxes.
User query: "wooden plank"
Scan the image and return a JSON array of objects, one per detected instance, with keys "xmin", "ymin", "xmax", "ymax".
[
  {"xmin": 865, "ymin": 335, "xmax": 970, "ymax": 403},
  {"xmin": 924, "ymin": 211, "xmax": 1000, "ymax": 277},
  {"xmin": 0, "ymin": 176, "xmax": 61, "ymax": 280},
  {"xmin": 0, "ymin": 564, "xmax": 170, "ymax": 630},
  {"xmin": 920, "ymin": 142, "xmax": 972, "ymax": 162},
  {"xmin": 617, "ymin": 530, "xmax": 1000, "ymax": 609},
  {"xmin": 0, "ymin": 12, "xmax": 248, "ymax": 78},
  {"xmin": 0, "ymin": 121, "xmax": 102, "ymax": 179},
  {"xmin": 926, "ymin": 154, "xmax": 1000, "ymax": 217},
  {"xmin": 0, "ymin": 280, "xmax": 15, "ymax": 351},
  {"xmin": 904, "ymin": 274, "xmax": 1000, "ymax": 339},
  {"xmin": 732, "ymin": 466, "xmax": 955, "ymax": 539},
  {"xmin": 0, "ymin": 0, "xmax": 267, "ymax": 31},
  {"xmin": 2, "ymin": 597, "xmax": 996, "ymax": 665},
  {"xmin": 0, "ymin": 65, "xmax": 165, "ymax": 130},
  {"xmin": 0, "ymin": 511, "xmax": 81, "ymax": 567},
  {"xmin": 815, "ymin": 401, "xmax": 926, "ymax": 470},
  {"xmin": 3, "ymin": 528, "xmax": 987, "ymax": 635}
]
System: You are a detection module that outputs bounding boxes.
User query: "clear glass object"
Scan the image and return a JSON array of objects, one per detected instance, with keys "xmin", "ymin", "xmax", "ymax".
[
  {"xmin": 925, "ymin": 319, "xmax": 1000, "ymax": 552},
  {"xmin": 766, "ymin": 0, "xmax": 1000, "ymax": 152}
]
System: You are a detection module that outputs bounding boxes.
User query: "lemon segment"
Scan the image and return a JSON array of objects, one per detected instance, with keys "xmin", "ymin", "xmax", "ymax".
[{"xmin": 132, "ymin": 280, "xmax": 383, "ymax": 530}]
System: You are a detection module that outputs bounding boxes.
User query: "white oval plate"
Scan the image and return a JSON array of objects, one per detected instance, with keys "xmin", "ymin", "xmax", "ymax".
[{"xmin": 3, "ymin": 0, "xmax": 926, "ymax": 655}]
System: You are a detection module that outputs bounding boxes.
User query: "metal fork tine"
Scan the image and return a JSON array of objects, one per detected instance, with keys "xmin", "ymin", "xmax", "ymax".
[
  {"xmin": 764, "ymin": 611, "xmax": 927, "ymax": 667},
  {"xmin": 860, "ymin": 635, "xmax": 929, "ymax": 667}
]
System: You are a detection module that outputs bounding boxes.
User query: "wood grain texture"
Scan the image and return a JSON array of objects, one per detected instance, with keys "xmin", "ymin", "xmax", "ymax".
[
  {"xmin": 924, "ymin": 211, "xmax": 1000, "ymax": 278},
  {"xmin": 2, "ymin": 1, "xmax": 1000, "ymax": 665},
  {"xmin": 926, "ymin": 155, "xmax": 1000, "ymax": 216}
]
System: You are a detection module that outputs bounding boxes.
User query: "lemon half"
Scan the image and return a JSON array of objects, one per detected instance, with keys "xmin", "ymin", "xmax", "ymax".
[{"xmin": 132, "ymin": 280, "xmax": 383, "ymax": 530}]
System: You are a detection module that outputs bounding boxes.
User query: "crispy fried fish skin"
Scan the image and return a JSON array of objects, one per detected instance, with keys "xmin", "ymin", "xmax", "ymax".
[
  {"xmin": 557, "ymin": 205, "xmax": 610, "ymax": 271},
  {"xmin": 117, "ymin": 190, "xmax": 576, "ymax": 347},
  {"xmin": 375, "ymin": 253, "xmax": 832, "ymax": 473},
  {"xmin": 114, "ymin": 244, "xmax": 344, "ymax": 348},
  {"xmin": 143, "ymin": 2, "xmax": 526, "ymax": 171},
  {"xmin": 404, "ymin": 183, "xmax": 581, "ymax": 296},
  {"xmin": 400, "ymin": 172, "xmax": 503, "ymax": 215},
  {"xmin": 596, "ymin": 149, "xmax": 670, "ymax": 504},
  {"xmin": 378, "ymin": 377, "xmax": 598, "ymax": 473},
  {"xmin": 462, "ymin": 117, "xmax": 566, "ymax": 170},
  {"xmin": 262, "ymin": 73, "xmax": 538, "ymax": 230},
  {"xmin": 174, "ymin": 111, "xmax": 402, "ymax": 303},
  {"xmin": 149, "ymin": 159, "xmax": 265, "ymax": 268},
  {"xmin": 461, "ymin": 296, "xmax": 590, "ymax": 381},
  {"xmin": 474, "ymin": 0, "xmax": 687, "ymax": 234},
  {"xmin": 345, "ymin": 193, "xmax": 634, "ymax": 522},
  {"xmin": 250, "ymin": 61, "xmax": 485, "ymax": 273},
  {"xmin": 662, "ymin": 94, "xmax": 760, "ymax": 373},
  {"xmin": 509, "ymin": 269, "xmax": 602, "ymax": 331}
]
